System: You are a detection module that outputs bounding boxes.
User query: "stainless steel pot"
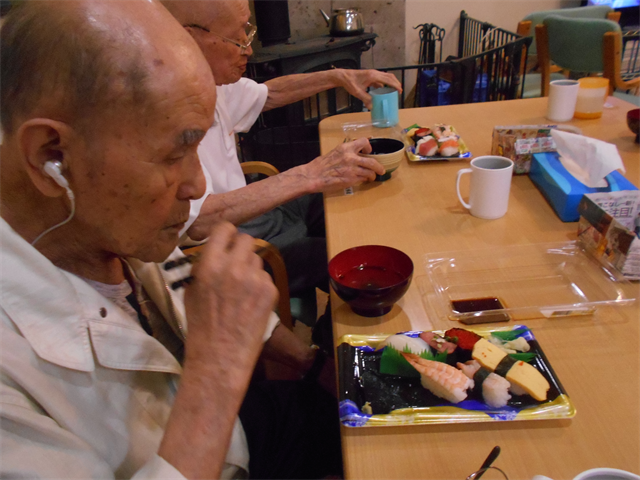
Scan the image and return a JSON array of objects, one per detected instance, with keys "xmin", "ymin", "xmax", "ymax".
[{"xmin": 320, "ymin": 8, "xmax": 364, "ymax": 36}]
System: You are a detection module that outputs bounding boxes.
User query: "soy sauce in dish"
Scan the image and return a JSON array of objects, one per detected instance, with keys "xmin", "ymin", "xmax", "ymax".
[{"xmin": 451, "ymin": 297, "xmax": 510, "ymax": 324}]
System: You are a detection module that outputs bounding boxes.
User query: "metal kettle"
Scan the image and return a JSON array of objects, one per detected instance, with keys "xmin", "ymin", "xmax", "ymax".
[{"xmin": 320, "ymin": 8, "xmax": 364, "ymax": 36}]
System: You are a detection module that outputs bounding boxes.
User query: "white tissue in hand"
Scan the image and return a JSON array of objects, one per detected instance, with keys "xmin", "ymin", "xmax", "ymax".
[{"xmin": 551, "ymin": 129, "xmax": 625, "ymax": 188}]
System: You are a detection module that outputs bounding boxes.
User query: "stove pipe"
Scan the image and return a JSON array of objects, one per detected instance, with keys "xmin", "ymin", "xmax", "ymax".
[{"xmin": 253, "ymin": 0, "xmax": 291, "ymax": 47}]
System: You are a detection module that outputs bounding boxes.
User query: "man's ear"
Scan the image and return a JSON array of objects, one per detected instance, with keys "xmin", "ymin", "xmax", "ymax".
[{"xmin": 16, "ymin": 119, "xmax": 76, "ymax": 198}]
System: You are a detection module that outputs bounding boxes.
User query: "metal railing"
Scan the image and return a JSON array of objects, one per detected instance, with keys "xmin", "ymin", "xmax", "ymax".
[
  {"xmin": 380, "ymin": 11, "xmax": 532, "ymax": 108},
  {"xmin": 621, "ymin": 29, "xmax": 639, "ymax": 85}
]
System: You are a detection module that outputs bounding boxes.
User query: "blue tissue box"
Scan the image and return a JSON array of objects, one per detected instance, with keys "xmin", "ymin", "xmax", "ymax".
[{"xmin": 530, "ymin": 152, "xmax": 638, "ymax": 222}]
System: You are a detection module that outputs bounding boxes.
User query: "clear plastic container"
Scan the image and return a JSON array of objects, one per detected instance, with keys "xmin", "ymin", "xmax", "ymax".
[
  {"xmin": 574, "ymin": 77, "xmax": 609, "ymax": 119},
  {"xmin": 422, "ymin": 241, "xmax": 635, "ymax": 324}
]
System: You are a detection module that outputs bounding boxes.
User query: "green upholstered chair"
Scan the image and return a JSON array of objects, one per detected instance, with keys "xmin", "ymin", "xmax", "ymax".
[
  {"xmin": 534, "ymin": 16, "xmax": 638, "ymax": 100},
  {"xmin": 516, "ymin": 5, "xmax": 619, "ymax": 57},
  {"xmin": 517, "ymin": 5, "xmax": 620, "ymax": 98}
]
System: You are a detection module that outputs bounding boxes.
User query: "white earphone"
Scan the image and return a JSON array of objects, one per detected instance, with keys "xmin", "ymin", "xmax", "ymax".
[
  {"xmin": 31, "ymin": 160, "xmax": 76, "ymax": 246},
  {"xmin": 43, "ymin": 160, "xmax": 69, "ymax": 189}
]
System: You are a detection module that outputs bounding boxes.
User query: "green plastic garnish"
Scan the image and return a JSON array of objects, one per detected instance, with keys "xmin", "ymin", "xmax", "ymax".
[
  {"xmin": 379, "ymin": 345, "xmax": 447, "ymax": 377},
  {"xmin": 490, "ymin": 328, "xmax": 529, "ymax": 342},
  {"xmin": 508, "ymin": 352, "xmax": 537, "ymax": 363}
]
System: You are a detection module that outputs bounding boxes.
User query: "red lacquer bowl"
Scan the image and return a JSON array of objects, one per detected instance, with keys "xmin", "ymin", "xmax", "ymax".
[
  {"xmin": 329, "ymin": 245, "xmax": 413, "ymax": 317},
  {"xmin": 627, "ymin": 108, "xmax": 639, "ymax": 144}
]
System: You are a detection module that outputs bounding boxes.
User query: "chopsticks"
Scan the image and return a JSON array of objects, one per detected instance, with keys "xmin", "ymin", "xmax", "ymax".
[
  {"xmin": 165, "ymin": 245, "xmax": 268, "ymax": 290},
  {"xmin": 164, "ymin": 253, "xmax": 200, "ymax": 271},
  {"xmin": 164, "ymin": 253, "xmax": 200, "ymax": 290}
]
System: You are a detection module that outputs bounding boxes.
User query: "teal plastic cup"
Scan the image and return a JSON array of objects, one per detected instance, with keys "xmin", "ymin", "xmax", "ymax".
[{"xmin": 370, "ymin": 87, "xmax": 399, "ymax": 128}]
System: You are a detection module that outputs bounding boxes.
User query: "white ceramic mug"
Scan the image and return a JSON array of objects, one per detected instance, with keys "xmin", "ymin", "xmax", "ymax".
[
  {"xmin": 546, "ymin": 79, "xmax": 580, "ymax": 122},
  {"xmin": 573, "ymin": 468, "xmax": 640, "ymax": 480},
  {"xmin": 456, "ymin": 156, "xmax": 514, "ymax": 219}
]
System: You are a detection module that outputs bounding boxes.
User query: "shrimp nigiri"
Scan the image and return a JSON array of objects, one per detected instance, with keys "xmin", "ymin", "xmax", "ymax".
[{"xmin": 402, "ymin": 352, "xmax": 473, "ymax": 403}]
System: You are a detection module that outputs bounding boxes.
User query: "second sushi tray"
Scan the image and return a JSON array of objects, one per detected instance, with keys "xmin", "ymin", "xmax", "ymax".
[
  {"xmin": 337, "ymin": 325, "xmax": 576, "ymax": 427},
  {"xmin": 404, "ymin": 123, "xmax": 472, "ymax": 162}
]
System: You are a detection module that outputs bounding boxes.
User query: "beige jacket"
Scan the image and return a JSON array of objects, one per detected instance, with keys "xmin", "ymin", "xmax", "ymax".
[{"xmin": 0, "ymin": 219, "xmax": 278, "ymax": 478}]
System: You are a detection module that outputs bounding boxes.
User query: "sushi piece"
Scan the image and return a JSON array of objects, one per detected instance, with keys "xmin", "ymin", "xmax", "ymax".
[
  {"xmin": 481, "ymin": 372, "xmax": 512, "ymax": 408},
  {"xmin": 419, "ymin": 331, "xmax": 457, "ymax": 354},
  {"xmin": 411, "ymin": 127, "xmax": 433, "ymax": 145},
  {"xmin": 457, "ymin": 359, "xmax": 481, "ymax": 378},
  {"xmin": 437, "ymin": 136, "xmax": 460, "ymax": 157},
  {"xmin": 416, "ymin": 135, "xmax": 438, "ymax": 156},
  {"xmin": 457, "ymin": 360, "xmax": 511, "ymax": 408},
  {"xmin": 472, "ymin": 338, "xmax": 550, "ymax": 401},
  {"xmin": 406, "ymin": 127, "xmax": 420, "ymax": 138},
  {"xmin": 444, "ymin": 328, "xmax": 482, "ymax": 351},
  {"xmin": 402, "ymin": 352, "xmax": 473, "ymax": 403},
  {"xmin": 433, "ymin": 124, "xmax": 454, "ymax": 139},
  {"xmin": 377, "ymin": 334, "xmax": 431, "ymax": 377},
  {"xmin": 377, "ymin": 333, "xmax": 431, "ymax": 355}
]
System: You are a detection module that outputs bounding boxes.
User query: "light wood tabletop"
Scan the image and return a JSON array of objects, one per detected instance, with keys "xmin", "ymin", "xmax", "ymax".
[{"xmin": 319, "ymin": 97, "xmax": 640, "ymax": 480}]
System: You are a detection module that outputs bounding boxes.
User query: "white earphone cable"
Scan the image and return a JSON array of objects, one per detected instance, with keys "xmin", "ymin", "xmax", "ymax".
[{"xmin": 31, "ymin": 187, "xmax": 76, "ymax": 246}]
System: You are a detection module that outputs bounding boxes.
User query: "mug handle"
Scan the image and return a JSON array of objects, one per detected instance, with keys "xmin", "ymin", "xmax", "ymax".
[
  {"xmin": 381, "ymin": 99, "xmax": 388, "ymax": 126},
  {"xmin": 456, "ymin": 168, "xmax": 472, "ymax": 210}
]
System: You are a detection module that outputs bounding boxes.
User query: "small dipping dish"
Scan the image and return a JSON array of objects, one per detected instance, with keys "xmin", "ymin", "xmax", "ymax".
[
  {"xmin": 329, "ymin": 245, "xmax": 413, "ymax": 317},
  {"xmin": 362, "ymin": 138, "xmax": 405, "ymax": 181}
]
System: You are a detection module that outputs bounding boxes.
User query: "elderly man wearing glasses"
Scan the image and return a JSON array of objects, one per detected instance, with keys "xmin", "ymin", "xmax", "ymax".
[{"xmin": 162, "ymin": 0, "xmax": 402, "ymax": 304}]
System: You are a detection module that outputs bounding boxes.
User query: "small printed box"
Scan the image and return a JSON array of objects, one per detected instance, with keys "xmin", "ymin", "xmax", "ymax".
[
  {"xmin": 491, "ymin": 125, "xmax": 558, "ymax": 174},
  {"xmin": 529, "ymin": 152, "xmax": 638, "ymax": 222},
  {"xmin": 577, "ymin": 192, "xmax": 640, "ymax": 280}
]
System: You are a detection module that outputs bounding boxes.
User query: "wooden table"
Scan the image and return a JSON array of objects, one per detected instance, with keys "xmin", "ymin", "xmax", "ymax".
[{"xmin": 319, "ymin": 97, "xmax": 640, "ymax": 480}]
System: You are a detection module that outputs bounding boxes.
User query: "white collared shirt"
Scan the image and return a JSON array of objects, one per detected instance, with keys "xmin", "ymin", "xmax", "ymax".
[
  {"xmin": 184, "ymin": 78, "xmax": 268, "ymax": 234},
  {"xmin": 0, "ymin": 219, "xmax": 277, "ymax": 478}
]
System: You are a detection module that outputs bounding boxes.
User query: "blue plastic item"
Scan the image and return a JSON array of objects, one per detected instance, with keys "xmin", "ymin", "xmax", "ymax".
[
  {"xmin": 419, "ymin": 69, "xmax": 451, "ymax": 106},
  {"xmin": 529, "ymin": 152, "xmax": 638, "ymax": 222},
  {"xmin": 419, "ymin": 70, "xmax": 489, "ymax": 106}
]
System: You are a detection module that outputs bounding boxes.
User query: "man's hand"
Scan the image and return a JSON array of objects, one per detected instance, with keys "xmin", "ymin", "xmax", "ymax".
[
  {"xmin": 160, "ymin": 221, "xmax": 277, "ymax": 479},
  {"xmin": 336, "ymin": 69, "xmax": 403, "ymax": 110},
  {"xmin": 296, "ymin": 137, "xmax": 385, "ymax": 192},
  {"xmin": 184, "ymin": 221, "xmax": 277, "ymax": 375}
]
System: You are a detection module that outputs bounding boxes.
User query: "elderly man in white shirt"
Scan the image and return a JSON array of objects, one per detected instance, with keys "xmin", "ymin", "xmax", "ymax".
[
  {"xmin": 163, "ymin": 0, "xmax": 401, "ymax": 297},
  {"xmin": 0, "ymin": 1, "xmax": 342, "ymax": 479}
]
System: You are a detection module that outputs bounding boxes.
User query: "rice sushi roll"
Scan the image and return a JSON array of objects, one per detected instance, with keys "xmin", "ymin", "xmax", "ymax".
[
  {"xmin": 457, "ymin": 360, "xmax": 511, "ymax": 408},
  {"xmin": 402, "ymin": 352, "xmax": 473, "ymax": 403},
  {"xmin": 417, "ymin": 135, "xmax": 438, "ymax": 156},
  {"xmin": 437, "ymin": 136, "xmax": 460, "ymax": 157}
]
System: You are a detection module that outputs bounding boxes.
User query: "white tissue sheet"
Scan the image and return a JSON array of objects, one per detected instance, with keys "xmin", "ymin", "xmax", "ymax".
[{"xmin": 551, "ymin": 129, "xmax": 625, "ymax": 188}]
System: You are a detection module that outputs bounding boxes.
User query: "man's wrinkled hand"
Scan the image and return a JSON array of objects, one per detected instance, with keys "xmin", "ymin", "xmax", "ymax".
[
  {"xmin": 302, "ymin": 137, "xmax": 385, "ymax": 192},
  {"xmin": 183, "ymin": 221, "xmax": 277, "ymax": 372},
  {"xmin": 338, "ymin": 69, "xmax": 403, "ymax": 110}
]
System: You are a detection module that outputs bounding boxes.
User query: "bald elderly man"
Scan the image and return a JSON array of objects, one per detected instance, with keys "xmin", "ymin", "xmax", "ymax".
[
  {"xmin": 163, "ymin": 0, "xmax": 400, "ymax": 296},
  {"xmin": 0, "ymin": 1, "xmax": 341, "ymax": 479}
]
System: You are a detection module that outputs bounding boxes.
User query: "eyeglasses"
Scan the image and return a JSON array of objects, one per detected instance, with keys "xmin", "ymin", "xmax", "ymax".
[{"xmin": 185, "ymin": 22, "xmax": 257, "ymax": 53}]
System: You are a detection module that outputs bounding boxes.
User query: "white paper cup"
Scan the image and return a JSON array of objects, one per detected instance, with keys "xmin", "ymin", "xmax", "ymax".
[
  {"xmin": 573, "ymin": 468, "xmax": 640, "ymax": 480},
  {"xmin": 456, "ymin": 156, "xmax": 514, "ymax": 219},
  {"xmin": 546, "ymin": 79, "xmax": 580, "ymax": 122}
]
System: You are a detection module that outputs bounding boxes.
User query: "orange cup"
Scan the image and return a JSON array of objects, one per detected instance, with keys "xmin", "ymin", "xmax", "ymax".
[{"xmin": 573, "ymin": 77, "xmax": 609, "ymax": 119}]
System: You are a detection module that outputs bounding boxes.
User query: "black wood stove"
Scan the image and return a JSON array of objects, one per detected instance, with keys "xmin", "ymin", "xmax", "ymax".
[{"xmin": 238, "ymin": 2, "xmax": 376, "ymax": 172}]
